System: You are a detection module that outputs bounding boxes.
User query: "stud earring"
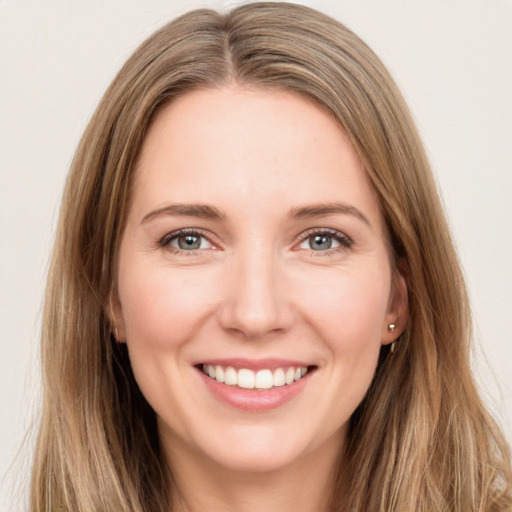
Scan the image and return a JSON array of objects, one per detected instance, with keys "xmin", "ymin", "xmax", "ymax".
[{"xmin": 388, "ymin": 323, "xmax": 397, "ymax": 354}]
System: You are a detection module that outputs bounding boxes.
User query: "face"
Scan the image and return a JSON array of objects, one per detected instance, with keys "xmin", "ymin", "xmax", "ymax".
[{"xmin": 113, "ymin": 86, "xmax": 407, "ymax": 475}]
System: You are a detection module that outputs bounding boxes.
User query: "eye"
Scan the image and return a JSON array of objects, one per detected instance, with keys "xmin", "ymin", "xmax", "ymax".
[
  {"xmin": 159, "ymin": 229, "xmax": 214, "ymax": 252},
  {"xmin": 297, "ymin": 229, "xmax": 352, "ymax": 253},
  {"xmin": 300, "ymin": 233, "xmax": 340, "ymax": 251}
]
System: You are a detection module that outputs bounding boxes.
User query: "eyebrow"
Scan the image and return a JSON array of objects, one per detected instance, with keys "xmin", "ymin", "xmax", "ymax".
[
  {"xmin": 141, "ymin": 201, "xmax": 371, "ymax": 227},
  {"xmin": 141, "ymin": 203, "xmax": 225, "ymax": 223},
  {"xmin": 287, "ymin": 202, "xmax": 371, "ymax": 227}
]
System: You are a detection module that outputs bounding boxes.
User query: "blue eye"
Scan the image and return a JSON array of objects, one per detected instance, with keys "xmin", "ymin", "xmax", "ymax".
[
  {"xmin": 303, "ymin": 234, "xmax": 340, "ymax": 251},
  {"xmin": 297, "ymin": 230, "xmax": 352, "ymax": 252},
  {"xmin": 161, "ymin": 230, "xmax": 213, "ymax": 251}
]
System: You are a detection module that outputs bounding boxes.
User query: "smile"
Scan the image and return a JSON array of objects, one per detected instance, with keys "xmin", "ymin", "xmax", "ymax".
[
  {"xmin": 196, "ymin": 359, "xmax": 317, "ymax": 411},
  {"xmin": 201, "ymin": 364, "xmax": 310, "ymax": 390}
]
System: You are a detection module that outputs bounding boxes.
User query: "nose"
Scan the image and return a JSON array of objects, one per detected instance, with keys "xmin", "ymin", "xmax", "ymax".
[{"xmin": 217, "ymin": 248, "xmax": 295, "ymax": 340}]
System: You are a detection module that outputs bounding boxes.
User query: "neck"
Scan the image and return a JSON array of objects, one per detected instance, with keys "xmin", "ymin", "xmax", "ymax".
[{"xmin": 164, "ymin": 433, "xmax": 343, "ymax": 512}]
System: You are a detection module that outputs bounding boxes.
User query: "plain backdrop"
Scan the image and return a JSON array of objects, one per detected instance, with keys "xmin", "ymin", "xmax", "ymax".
[{"xmin": 1, "ymin": 0, "xmax": 511, "ymax": 509}]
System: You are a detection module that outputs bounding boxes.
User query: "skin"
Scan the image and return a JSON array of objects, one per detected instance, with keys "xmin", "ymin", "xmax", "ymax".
[{"xmin": 113, "ymin": 86, "xmax": 407, "ymax": 511}]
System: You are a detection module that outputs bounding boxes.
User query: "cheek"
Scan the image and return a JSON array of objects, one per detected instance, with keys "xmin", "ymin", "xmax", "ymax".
[
  {"xmin": 297, "ymin": 264, "xmax": 391, "ymax": 345},
  {"xmin": 296, "ymin": 267, "xmax": 390, "ymax": 425},
  {"xmin": 118, "ymin": 258, "xmax": 218, "ymax": 352},
  {"xmin": 116, "ymin": 258, "xmax": 221, "ymax": 432}
]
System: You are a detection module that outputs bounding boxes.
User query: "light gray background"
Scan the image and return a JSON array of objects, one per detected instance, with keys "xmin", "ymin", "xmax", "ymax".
[{"xmin": 1, "ymin": 1, "xmax": 511, "ymax": 509}]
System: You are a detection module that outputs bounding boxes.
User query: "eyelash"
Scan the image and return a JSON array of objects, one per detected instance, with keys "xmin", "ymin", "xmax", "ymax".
[
  {"xmin": 296, "ymin": 228, "xmax": 353, "ymax": 256},
  {"xmin": 158, "ymin": 228, "xmax": 214, "ymax": 255},
  {"xmin": 157, "ymin": 228, "xmax": 353, "ymax": 256}
]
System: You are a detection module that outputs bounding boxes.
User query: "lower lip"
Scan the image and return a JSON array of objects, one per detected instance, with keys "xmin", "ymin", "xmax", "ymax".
[{"xmin": 198, "ymin": 369, "xmax": 311, "ymax": 412}]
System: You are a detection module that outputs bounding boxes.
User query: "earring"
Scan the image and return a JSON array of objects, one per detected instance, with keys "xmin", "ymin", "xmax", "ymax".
[{"xmin": 388, "ymin": 323, "xmax": 397, "ymax": 354}]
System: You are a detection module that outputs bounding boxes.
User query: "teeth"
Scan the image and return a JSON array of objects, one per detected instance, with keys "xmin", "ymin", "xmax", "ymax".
[
  {"xmin": 255, "ymin": 369, "xmax": 273, "ymax": 390},
  {"xmin": 215, "ymin": 365, "xmax": 225, "ymax": 383},
  {"xmin": 224, "ymin": 366, "xmax": 237, "ymax": 386},
  {"xmin": 238, "ymin": 369, "xmax": 255, "ymax": 389},
  {"xmin": 202, "ymin": 364, "xmax": 310, "ymax": 390},
  {"xmin": 271, "ymin": 368, "xmax": 285, "ymax": 387}
]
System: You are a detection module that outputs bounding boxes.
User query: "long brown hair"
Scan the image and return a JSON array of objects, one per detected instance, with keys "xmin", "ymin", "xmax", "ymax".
[{"xmin": 30, "ymin": 3, "xmax": 512, "ymax": 511}]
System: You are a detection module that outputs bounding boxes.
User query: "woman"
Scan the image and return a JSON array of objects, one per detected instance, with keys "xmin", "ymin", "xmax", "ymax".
[{"xmin": 30, "ymin": 2, "xmax": 512, "ymax": 511}]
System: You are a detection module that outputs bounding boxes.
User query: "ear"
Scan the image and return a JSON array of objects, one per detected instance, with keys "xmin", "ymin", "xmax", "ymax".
[
  {"xmin": 381, "ymin": 266, "xmax": 409, "ymax": 345},
  {"xmin": 107, "ymin": 292, "xmax": 127, "ymax": 343}
]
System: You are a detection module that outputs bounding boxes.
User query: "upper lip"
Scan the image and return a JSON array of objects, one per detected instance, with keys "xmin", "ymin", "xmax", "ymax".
[{"xmin": 194, "ymin": 357, "xmax": 315, "ymax": 371}]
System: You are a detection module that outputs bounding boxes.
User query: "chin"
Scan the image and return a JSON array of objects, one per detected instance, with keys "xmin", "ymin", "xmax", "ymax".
[
  {"xmin": 176, "ymin": 419, "xmax": 345, "ymax": 475},
  {"xmin": 204, "ymin": 441, "xmax": 310, "ymax": 474}
]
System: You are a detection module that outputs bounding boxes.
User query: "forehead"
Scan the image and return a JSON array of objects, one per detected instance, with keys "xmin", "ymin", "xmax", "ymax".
[{"xmin": 131, "ymin": 86, "xmax": 383, "ymax": 229}]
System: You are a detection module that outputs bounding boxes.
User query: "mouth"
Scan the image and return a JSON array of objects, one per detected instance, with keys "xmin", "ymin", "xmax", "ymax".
[
  {"xmin": 199, "ymin": 363, "xmax": 316, "ymax": 391},
  {"xmin": 194, "ymin": 360, "xmax": 317, "ymax": 411}
]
